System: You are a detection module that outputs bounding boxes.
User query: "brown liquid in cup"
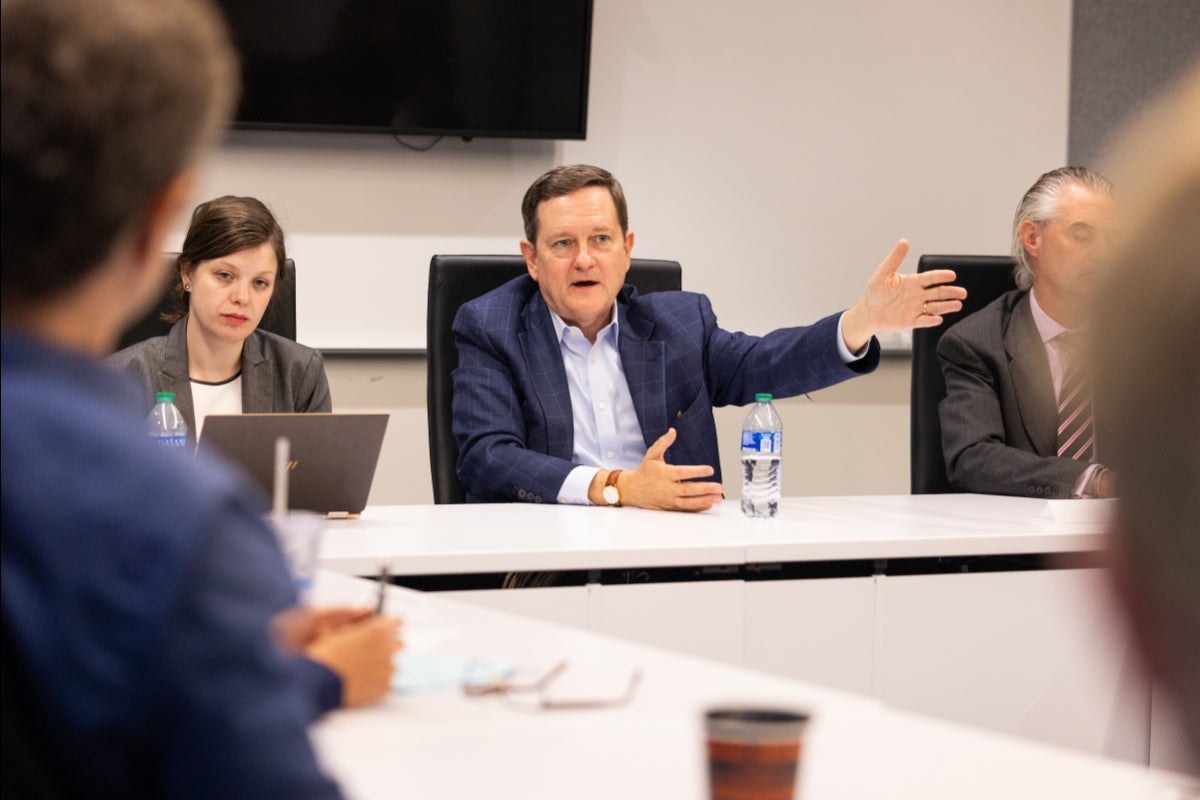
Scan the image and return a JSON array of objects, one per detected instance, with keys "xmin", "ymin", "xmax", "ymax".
[{"xmin": 705, "ymin": 708, "xmax": 809, "ymax": 800}]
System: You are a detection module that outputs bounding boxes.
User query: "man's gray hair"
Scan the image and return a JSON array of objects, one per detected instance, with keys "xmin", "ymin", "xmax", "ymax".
[{"xmin": 1011, "ymin": 167, "xmax": 1114, "ymax": 290}]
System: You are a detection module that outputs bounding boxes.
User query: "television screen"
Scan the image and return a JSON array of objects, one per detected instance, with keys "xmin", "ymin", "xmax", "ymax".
[{"xmin": 216, "ymin": 0, "xmax": 593, "ymax": 140}]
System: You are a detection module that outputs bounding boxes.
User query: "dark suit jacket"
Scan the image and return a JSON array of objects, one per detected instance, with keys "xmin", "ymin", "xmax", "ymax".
[
  {"xmin": 2, "ymin": 333, "xmax": 342, "ymax": 797},
  {"xmin": 936, "ymin": 289, "xmax": 1092, "ymax": 497},
  {"xmin": 107, "ymin": 316, "xmax": 332, "ymax": 444},
  {"xmin": 452, "ymin": 277, "xmax": 880, "ymax": 503}
]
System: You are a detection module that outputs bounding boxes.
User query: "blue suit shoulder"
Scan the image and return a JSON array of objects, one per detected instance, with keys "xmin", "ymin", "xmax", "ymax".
[
  {"xmin": 4, "ymin": 338, "xmax": 265, "ymax": 573},
  {"xmin": 456, "ymin": 274, "xmax": 540, "ymax": 327},
  {"xmin": 624, "ymin": 285, "xmax": 707, "ymax": 311},
  {"xmin": 620, "ymin": 285, "xmax": 713, "ymax": 341}
]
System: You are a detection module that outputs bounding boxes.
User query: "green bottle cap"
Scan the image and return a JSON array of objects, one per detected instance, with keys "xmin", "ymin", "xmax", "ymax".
[
  {"xmin": 755, "ymin": 393, "xmax": 773, "ymax": 402},
  {"xmin": 156, "ymin": 392, "xmax": 175, "ymax": 402}
]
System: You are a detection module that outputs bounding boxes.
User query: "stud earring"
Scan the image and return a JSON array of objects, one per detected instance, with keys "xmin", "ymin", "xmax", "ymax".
[{"xmin": 183, "ymin": 283, "xmax": 191, "ymax": 291}]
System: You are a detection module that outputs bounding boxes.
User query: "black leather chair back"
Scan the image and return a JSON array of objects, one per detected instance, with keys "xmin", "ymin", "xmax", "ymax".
[
  {"xmin": 427, "ymin": 255, "xmax": 683, "ymax": 504},
  {"xmin": 911, "ymin": 255, "xmax": 1018, "ymax": 494},
  {"xmin": 116, "ymin": 256, "xmax": 297, "ymax": 350}
]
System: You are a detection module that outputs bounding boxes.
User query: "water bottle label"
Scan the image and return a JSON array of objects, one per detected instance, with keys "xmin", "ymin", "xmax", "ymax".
[
  {"xmin": 153, "ymin": 434, "xmax": 189, "ymax": 449},
  {"xmin": 741, "ymin": 430, "xmax": 781, "ymax": 454}
]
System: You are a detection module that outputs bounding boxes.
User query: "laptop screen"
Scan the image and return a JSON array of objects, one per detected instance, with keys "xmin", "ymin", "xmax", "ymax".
[{"xmin": 197, "ymin": 413, "xmax": 389, "ymax": 516}]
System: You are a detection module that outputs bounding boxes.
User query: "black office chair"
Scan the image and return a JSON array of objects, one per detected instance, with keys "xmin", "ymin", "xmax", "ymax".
[
  {"xmin": 910, "ymin": 255, "xmax": 1018, "ymax": 494},
  {"xmin": 116, "ymin": 256, "xmax": 298, "ymax": 350},
  {"xmin": 427, "ymin": 255, "xmax": 683, "ymax": 504}
]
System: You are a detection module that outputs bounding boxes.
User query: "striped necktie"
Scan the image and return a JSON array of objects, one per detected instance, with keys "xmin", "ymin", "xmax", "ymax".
[{"xmin": 1056, "ymin": 333, "xmax": 1094, "ymax": 461}]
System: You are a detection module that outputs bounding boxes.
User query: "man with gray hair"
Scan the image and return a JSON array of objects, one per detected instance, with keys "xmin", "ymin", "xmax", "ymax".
[{"xmin": 936, "ymin": 167, "xmax": 1118, "ymax": 498}]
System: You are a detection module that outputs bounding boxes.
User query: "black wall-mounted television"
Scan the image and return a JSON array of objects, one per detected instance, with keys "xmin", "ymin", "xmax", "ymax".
[{"xmin": 216, "ymin": 0, "xmax": 593, "ymax": 140}]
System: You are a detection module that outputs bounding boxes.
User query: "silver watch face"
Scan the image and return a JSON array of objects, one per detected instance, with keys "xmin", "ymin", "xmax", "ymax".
[{"xmin": 602, "ymin": 484, "xmax": 619, "ymax": 505}]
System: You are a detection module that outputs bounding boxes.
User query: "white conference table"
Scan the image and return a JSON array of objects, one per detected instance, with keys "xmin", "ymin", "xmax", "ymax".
[
  {"xmin": 313, "ymin": 494, "xmax": 1191, "ymax": 771},
  {"xmin": 310, "ymin": 571, "xmax": 1198, "ymax": 800},
  {"xmin": 319, "ymin": 493, "xmax": 1109, "ymax": 576}
]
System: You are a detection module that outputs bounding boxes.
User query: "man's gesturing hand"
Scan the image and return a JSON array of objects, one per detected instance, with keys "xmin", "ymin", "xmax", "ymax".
[
  {"xmin": 841, "ymin": 239, "xmax": 967, "ymax": 352},
  {"xmin": 591, "ymin": 428, "xmax": 724, "ymax": 512}
]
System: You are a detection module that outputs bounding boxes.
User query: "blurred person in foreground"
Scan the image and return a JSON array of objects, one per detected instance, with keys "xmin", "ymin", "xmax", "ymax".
[
  {"xmin": 1092, "ymin": 62, "xmax": 1200, "ymax": 769},
  {"xmin": 0, "ymin": 0, "xmax": 393, "ymax": 796}
]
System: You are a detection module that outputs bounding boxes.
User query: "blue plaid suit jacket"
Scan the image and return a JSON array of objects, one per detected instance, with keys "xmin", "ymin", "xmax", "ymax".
[{"xmin": 451, "ymin": 276, "xmax": 880, "ymax": 503}]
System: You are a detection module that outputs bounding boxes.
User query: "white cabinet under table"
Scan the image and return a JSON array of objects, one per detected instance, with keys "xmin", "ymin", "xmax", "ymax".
[{"xmin": 318, "ymin": 495, "xmax": 1178, "ymax": 768}]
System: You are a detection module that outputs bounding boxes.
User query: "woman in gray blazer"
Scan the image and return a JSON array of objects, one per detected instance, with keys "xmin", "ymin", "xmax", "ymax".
[
  {"xmin": 107, "ymin": 197, "xmax": 399, "ymax": 711},
  {"xmin": 109, "ymin": 196, "xmax": 331, "ymax": 443}
]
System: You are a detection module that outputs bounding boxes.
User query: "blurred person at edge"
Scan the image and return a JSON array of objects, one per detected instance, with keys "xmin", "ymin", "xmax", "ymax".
[
  {"xmin": 1091, "ymin": 62, "xmax": 1200, "ymax": 771},
  {"xmin": 1, "ymin": 0, "xmax": 396, "ymax": 796}
]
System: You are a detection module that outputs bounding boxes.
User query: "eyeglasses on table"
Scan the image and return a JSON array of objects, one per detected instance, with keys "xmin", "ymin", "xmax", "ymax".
[{"xmin": 461, "ymin": 660, "xmax": 641, "ymax": 711}]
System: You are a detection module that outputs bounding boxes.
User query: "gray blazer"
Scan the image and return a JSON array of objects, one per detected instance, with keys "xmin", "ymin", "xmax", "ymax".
[
  {"xmin": 107, "ymin": 316, "xmax": 332, "ymax": 443},
  {"xmin": 936, "ymin": 290, "xmax": 1091, "ymax": 498}
]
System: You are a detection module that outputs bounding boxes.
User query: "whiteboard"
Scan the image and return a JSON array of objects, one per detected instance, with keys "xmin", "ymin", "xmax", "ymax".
[{"xmin": 287, "ymin": 233, "xmax": 518, "ymax": 351}]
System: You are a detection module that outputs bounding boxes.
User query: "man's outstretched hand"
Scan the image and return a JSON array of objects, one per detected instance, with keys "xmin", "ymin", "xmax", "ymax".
[{"xmin": 841, "ymin": 239, "xmax": 967, "ymax": 352}]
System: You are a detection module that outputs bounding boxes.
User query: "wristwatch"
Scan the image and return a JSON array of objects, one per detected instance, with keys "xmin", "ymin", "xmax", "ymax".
[{"xmin": 602, "ymin": 469, "xmax": 623, "ymax": 507}]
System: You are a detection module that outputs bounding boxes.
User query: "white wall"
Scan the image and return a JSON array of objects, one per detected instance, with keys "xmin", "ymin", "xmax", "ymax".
[{"xmin": 189, "ymin": 0, "xmax": 1072, "ymax": 504}]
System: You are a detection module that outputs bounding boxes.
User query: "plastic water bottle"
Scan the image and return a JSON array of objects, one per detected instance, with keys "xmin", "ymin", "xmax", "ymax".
[
  {"xmin": 147, "ymin": 391, "xmax": 188, "ymax": 449},
  {"xmin": 741, "ymin": 393, "xmax": 782, "ymax": 518}
]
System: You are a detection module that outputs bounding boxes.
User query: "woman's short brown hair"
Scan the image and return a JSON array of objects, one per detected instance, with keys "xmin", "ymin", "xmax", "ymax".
[{"xmin": 165, "ymin": 195, "xmax": 287, "ymax": 324}]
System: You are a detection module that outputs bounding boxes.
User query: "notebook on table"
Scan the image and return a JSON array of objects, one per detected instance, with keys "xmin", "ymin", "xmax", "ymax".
[{"xmin": 198, "ymin": 413, "xmax": 389, "ymax": 517}]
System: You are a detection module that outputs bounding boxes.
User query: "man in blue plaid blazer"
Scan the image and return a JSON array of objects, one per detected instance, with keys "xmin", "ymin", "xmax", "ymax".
[{"xmin": 453, "ymin": 165, "xmax": 965, "ymax": 511}]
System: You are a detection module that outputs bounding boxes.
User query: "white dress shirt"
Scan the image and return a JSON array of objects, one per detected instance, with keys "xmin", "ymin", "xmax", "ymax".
[{"xmin": 549, "ymin": 307, "xmax": 644, "ymax": 504}]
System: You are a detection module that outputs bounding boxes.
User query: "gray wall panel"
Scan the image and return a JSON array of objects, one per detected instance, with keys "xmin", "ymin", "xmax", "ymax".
[{"xmin": 1069, "ymin": 0, "xmax": 1200, "ymax": 166}]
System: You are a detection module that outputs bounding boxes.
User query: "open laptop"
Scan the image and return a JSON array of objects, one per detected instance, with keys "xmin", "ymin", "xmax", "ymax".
[{"xmin": 198, "ymin": 413, "xmax": 389, "ymax": 517}]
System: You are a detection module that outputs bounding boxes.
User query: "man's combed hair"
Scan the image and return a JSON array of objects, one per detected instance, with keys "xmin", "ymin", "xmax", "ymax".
[
  {"xmin": 1011, "ymin": 166, "xmax": 1113, "ymax": 290},
  {"xmin": 521, "ymin": 164, "xmax": 629, "ymax": 244},
  {"xmin": 0, "ymin": 0, "xmax": 237, "ymax": 311}
]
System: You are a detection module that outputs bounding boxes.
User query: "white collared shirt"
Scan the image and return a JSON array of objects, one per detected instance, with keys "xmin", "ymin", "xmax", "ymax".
[
  {"xmin": 1028, "ymin": 289, "xmax": 1073, "ymax": 400},
  {"xmin": 549, "ymin": 307, "xmax": 645, "ymax": 504}
]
